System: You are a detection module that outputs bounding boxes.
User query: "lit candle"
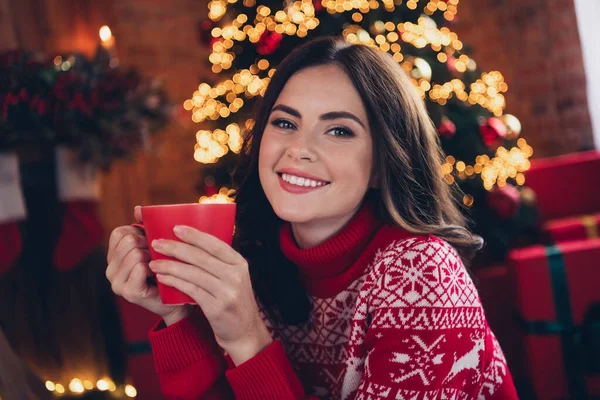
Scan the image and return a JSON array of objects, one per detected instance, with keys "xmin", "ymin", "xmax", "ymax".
[
  {"xmin": 99, "ymin": 25, "xmax": 114, "ymax": 50},
  {"xmin": 99, "ymin": 25, "xmax": 118, "ymax": 66}
]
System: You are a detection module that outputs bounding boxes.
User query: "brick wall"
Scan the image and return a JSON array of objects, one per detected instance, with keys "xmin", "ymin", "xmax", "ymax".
[
  {"xmin": 452, "ymin": 0, "xmax": 595, "ymax": 157},
  {"xmin": 0, "ymin": 0, "xmax": 595, "ymax": 229},
  {"xmin": 105, "ymin": 0, "xmax": 215, "ymax": 218}
]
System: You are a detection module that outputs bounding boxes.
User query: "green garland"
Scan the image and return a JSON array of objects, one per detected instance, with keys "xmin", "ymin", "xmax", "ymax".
[{"xmin": 0, "ymin": 46, "xmax": 173, "ymax": 170}]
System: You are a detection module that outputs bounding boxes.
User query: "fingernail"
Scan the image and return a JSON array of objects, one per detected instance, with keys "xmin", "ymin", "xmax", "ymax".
[
  {"xmin": 152, "ymin": 239, "xmax": 163, "ymax": 249},
  {"xmin": 173, "ymin": 225, "xmax": 185, "ymax": 235}
]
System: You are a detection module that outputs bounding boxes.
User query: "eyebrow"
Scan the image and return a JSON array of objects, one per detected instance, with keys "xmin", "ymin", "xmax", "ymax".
[{"xmin": 271, "ymin": 104, "xmax": 366, "ymax": 129}]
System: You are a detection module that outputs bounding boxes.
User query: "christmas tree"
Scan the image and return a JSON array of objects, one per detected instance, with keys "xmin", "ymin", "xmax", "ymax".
[{"xmin": 188, "ymin": 0, "xmax": 539, "ymax": 262}]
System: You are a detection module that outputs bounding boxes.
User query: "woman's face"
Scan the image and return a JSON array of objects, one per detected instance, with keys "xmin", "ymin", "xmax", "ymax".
[{"xmin": 258, "ymin": 64, "xmax": 374, "ymax": 226}]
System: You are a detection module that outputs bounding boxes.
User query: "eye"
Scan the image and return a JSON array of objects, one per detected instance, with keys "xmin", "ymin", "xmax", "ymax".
[
  {"xmin": 270, "ymin": 119, "xmax": 296, "ymax": 130},
  {"xmin": 327, "ymin": 126, "xmax": 355, "ymax": 138}
]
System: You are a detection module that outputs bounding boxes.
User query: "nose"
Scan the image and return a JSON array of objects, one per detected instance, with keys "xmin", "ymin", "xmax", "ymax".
[{"xmin": 285, "ymin": 130, "xmax": 317, "ymax": 162}]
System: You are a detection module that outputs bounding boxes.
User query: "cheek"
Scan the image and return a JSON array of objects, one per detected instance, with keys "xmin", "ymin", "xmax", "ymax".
[
  {"xmin": 331, "ymin": 144, "xmax": 373, "ymax": 188},
  {"xmin": 258, "ymin": 134, "xmax": 280, "ymax": 184}
]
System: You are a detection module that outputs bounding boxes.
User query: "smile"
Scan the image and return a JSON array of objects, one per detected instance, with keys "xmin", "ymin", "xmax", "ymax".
[{"xmin": 277, "ymin": 172, "xmax": 330, "ymax": 194}]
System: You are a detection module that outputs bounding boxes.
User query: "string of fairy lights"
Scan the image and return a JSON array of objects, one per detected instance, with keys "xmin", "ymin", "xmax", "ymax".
[
  {"xmin": 43, "ymin": 377, "xmax": 137, "ymax": 398},
  {"xmin": 189, "ymin": 0, "xmax": 533, "ymax": 203}
]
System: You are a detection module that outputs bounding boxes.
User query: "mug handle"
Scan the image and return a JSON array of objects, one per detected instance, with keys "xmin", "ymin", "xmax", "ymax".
[{"xmin": 131, "ymin": 222, "xmax": 145, "ymax": 233}]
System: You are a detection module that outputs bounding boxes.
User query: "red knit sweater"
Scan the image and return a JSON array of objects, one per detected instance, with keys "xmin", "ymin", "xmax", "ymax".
[{"xmin": 148, "ymin": 203, "xmax": 518, "ymax": 399}]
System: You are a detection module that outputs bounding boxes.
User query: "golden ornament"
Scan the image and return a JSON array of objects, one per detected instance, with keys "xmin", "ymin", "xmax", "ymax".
[
  {"xmin": 500, "ymin": 114, "xmax": 522, "ymax": 140},
  {"xmin": 520, "ymin": 186, "xmax": 537, "ymax": 206},
  {"xmin": 411, "ymin": 57, "xmax": 432, "ymax": 82}
]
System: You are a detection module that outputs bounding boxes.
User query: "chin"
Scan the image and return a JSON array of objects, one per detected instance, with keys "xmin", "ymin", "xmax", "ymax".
[{"xmin": 270, "ymin": 199, "xmax": 315, "ymax": 223}]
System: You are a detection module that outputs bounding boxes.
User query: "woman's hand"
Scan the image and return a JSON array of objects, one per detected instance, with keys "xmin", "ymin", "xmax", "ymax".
[
  {"xmin": 106, "ymin": 206, "xmax": 190, "ymax": 326},
  {"xmin": 148, "ymin": 225, "xmax": 273, "ymax": 365}
]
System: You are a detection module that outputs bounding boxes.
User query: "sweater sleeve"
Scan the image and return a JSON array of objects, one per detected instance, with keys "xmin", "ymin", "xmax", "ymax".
[
  {"xmin": 224, "ymin": 340, "xmax": 320, "ymax": 399},
  {"xmin": 149, "ymin": 309, "xmax": 321, "ymax": 400},
  {"xmin": 345, "ymin": 236, "xmax": 518, "ymax": 399},
  {"xmin": 149, "ymin": 308, "xmax": 234, "ymax": 400}
]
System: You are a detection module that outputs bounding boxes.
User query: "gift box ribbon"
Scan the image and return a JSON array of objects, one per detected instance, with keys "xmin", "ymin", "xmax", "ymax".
[
  {"xmin": 127, "ymin": 341, "xmax": 152, "ymax": 356},
  {"xmin": 581, "ymin": 215, "xmax": 599, "ymax": 239},
  {"xmin": 517, "ymin": 246, "xmax": 600, "ymax": 398}
]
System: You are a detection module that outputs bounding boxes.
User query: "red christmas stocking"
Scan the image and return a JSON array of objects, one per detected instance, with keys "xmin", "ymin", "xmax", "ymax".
[
  {"xmin": 53, "ymin": 147, "xmax": 104, "ymax": 271},
  {"xmin": 0, "ymin": 153, "xmax": 27, "ymax": 276}
]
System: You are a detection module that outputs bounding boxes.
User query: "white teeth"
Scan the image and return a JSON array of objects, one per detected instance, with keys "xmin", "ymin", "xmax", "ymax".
[{"xmin": 281, "ymin": 173, "xmax": 327, "ymax": 188}]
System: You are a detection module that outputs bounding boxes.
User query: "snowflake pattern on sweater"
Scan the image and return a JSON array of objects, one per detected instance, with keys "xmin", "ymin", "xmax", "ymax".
[{"xmin": 264, "ymin": 236, "xmax": 512, "ymax": 400}]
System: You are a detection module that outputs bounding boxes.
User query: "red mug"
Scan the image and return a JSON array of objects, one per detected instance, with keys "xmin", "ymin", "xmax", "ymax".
[{"xmin": 135, "ymin": 203, "xmax": 236, "ymax": 305}]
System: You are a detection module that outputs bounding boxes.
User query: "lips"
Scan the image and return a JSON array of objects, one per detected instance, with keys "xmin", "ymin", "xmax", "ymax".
[
  {"xmin": 275, "ymin": 168, "xmax": 330, "ymax": 184},
  {"xmin": 275, "ymin": 169, "xmax": 330, "ymax": 194}
]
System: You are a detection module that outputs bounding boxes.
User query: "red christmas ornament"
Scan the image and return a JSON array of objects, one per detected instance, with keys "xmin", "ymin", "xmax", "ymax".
[
  {"xmin": 487, "ymin": 184, "xmax": 521, "ymax": 219},
  {"xmin": 256, "ymin": 31, "xmax": 283, "ymax": 55},
  {"xmin": 197, "ymin": 19, "xmax": 216, "ymax": 47},
  {"xmin": 479, "ymin": 117, "xmax": 507, "ymax": 147},
  {"xmin": 313, "ymin": 0, "xmax": 324, "ymax": 12},
  {"xmin": 204, "ymin": 176, "xmax": 218, "ymax": 197},
  {"xmin": 438, "ymin": 118, "xmax": 456, "ymax": 139},
  {"xmin": 446, "ymin": 55, "xmax": 461, "ymax": 78}
]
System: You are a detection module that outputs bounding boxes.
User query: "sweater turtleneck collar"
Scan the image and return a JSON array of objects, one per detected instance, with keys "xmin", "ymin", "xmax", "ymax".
[{"xmin": 279, "ymin": 201, "xmax": 381, "ymax": 296}]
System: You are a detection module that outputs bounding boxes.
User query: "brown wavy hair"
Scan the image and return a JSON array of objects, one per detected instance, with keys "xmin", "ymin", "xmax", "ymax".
[{"xmin": 233, "ymin": 36, "xmax": 483, "ymax": 324}]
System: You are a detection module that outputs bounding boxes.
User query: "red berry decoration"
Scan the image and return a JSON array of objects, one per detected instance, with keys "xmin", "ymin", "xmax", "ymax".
[
  {"xmin": 487, "ymin": 184, "xmax": 521, "ymax": 219},
  {"xmin": 438, "ymin": 117, "xmax": 456, "ymax": 139},
  {"xmin": 480, "ymin": 117, "xmax": 507, "ymax": 147},
  {"xmin": 256, "ymin": 31, "xmax": 284, "ymax": 55}
]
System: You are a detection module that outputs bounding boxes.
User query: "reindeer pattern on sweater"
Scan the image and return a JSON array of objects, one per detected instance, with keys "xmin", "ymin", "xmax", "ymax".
[{"xmin": 263, "ymin": 236, "xmax": 511, "ymax": 400}]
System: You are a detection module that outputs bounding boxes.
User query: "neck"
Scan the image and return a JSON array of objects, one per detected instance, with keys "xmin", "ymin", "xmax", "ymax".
[{"xmin": 290, "ymin": 206, "xmax": 361, "ymax": 249}]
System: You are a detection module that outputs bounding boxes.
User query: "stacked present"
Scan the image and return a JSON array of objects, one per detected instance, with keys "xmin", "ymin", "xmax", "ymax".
[
  {"xmin": 525, "ymin": 150, "xmax": 600, "ymax": 244},
  {"xmin": 477, "ymin": 150, "xmax": 600, "ymax": 399},
  {"xmin": 509, "ymin": 240, "xmax": 600, "ymax": 399}
]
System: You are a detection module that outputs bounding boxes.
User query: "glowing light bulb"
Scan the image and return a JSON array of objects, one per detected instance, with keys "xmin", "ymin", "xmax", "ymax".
[
  {"xmin": 125, "ymin": 384, "xmax": 138, "ymax": 397},
  {"xmin": 97, "ymin": 379, "xmax": 109, "ymax": 391}
]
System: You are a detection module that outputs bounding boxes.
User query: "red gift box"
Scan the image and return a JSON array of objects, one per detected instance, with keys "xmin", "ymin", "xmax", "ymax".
[
  {"xmin": 544, "ymin": 213, "xmax": 600, "ymax": 244},
  {"xmin": 509, "ymin": 239, "xmax": 600, "ymax": 399},
  {"xmin": 525, "ymin": 150, "xmax": 600, "ymax": 221}
]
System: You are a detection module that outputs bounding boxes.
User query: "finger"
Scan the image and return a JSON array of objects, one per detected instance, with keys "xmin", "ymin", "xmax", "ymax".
[
  {"xmin": 122, "ymin": 262, "xmax": 157, "ymax": 304},
  {"xmin": 173, "ymin": 225, "xmax": 243, "ymax": 265},
  {"xmin": 108, "ymin": 248, "xmax": 150, "ymax": 294},
  {"xmin": 106, "ymin": 232, "xmax": 148, "ymax": 279},
  {"xmin": 107, "ymin": 226, "xmax": 144, "ymax": 264},
  {"xmin": 151, "ymin": 240, "xmax": 228, "ymax": 279},
  {"xmin": 134, "ymin": 205, "xmax": 143, "ymax": 223},
  {"xmin": 156, "ymin": 272, "xmax": 214, "ymax": 307},
  {"xmin": 107, "ymin": 226, "xmax": 128, "ymax": 263},
  {"xmin": 150, "ymin": 259, "xmax": 222, "ymax": 297}
]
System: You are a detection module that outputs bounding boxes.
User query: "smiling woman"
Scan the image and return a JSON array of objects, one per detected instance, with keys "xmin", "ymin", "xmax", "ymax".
[{"xmin": 106, "ymin": 36, "xmax": 518, "ymax": 400}]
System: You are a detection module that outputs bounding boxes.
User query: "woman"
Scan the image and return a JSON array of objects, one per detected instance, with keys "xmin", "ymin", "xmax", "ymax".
[{"xmin": 106, "ymin": 37, "xmax": 518, "ymax": 399}]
